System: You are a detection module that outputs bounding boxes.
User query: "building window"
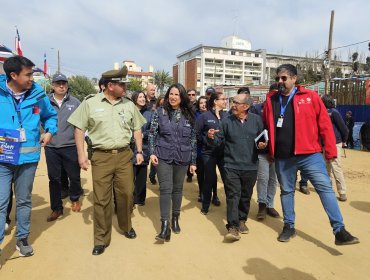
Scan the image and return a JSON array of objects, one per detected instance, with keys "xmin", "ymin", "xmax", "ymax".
[{"xmin": 231, "ymin": 51, "xmax": 236, "ymax": 55}]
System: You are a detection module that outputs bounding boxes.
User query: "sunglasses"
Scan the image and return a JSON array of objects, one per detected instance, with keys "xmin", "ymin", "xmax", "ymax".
[
  {"xmin": 275, "ymin": 75, "xmax": 289, "ymax": 82},
  {"xmin": 232, "ymin": 100, "xmax": 246, "ymax": 105},
  {"xmin": 188, "ymin": 93, "xmax": 196, "ymax": 96}
]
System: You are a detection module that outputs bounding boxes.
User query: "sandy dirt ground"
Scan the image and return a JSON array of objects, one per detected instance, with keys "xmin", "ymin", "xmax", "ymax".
[{"xmin": 0, "ymin": 148, "xmax": 369, "ymax": 280}]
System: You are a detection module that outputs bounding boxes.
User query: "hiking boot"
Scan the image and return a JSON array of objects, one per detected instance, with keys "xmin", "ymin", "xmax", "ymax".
[
  {"xmin": 239, "ymin": 220, "xmax": 249, "ymax": 234},
  {"xmin": 277, "ymin": 225, "xmax": 297, "ymax": 242},
  {"xmin": 267, "ymin": 207, "xmax": 280, "ymax": 218},
  {"xmin": 335, "ymin": 228, "xmax": 360, "ymax": 245},
  {"xmin": 257, "ymin": 203, "xmax": 267, "ymax": 220},
  {"xmin": 338, "ymin": 194, "xmax": 347, "ymax": 202},
  {"xmin": 16, "ymin": 238, "xmax": 34, "ymax": 257},
  {"xmin": 225, "ymin": 227, "xmax": 241, "ymax": 241},
  {"xmin": 299, "ymin": 185, "xmax": 310, "ymax": 195}
]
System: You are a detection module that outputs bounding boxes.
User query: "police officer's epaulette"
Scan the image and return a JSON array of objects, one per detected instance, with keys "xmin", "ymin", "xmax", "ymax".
[
  {"xmin": 84, "ymin": 94, "xmax": 96, "ymax": 100},
  {"xmin": 123, "ymin": 96, "xmax": 133, "ymax": 102}
]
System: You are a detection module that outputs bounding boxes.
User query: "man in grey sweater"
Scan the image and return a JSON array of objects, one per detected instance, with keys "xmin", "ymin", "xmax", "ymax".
[
  {"xmin": 208, "ymin": 94, "xmax": 267, "ymax": 241},
  {"xmin": 45, "ymin": 73, "xmax": 83, "ymax": 222}
]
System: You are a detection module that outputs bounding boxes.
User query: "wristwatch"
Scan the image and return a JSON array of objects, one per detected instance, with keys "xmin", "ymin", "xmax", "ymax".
[{"xmin": 137, "ymin": 151, "xmax": 143, "ymax": 154}]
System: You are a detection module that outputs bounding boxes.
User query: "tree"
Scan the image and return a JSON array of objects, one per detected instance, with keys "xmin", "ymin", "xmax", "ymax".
[
  {"xmin": 68, "ymin": 75, "xmax": 97, "ymax": 101},
  {"xmin": 154, "ymin": 70, "xmax": 173, "ymax": 94},
  {"xmin": 127, "ymin": 78, "xmax": 144, "ymax": 92},
  {"xmin": 364, "ymin": 56, "xmax": 370, "ymax": 73}
]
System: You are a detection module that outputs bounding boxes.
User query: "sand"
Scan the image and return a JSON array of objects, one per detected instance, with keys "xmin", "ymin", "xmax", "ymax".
[{"xmin": 0, "ymin": 148, "xmax": 369, "ymax": 280}]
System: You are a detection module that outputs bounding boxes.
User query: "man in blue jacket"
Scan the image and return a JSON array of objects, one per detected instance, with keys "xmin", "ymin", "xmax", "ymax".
[{"xmin": 0, "ymin": 56, "xmax": 57, "ymax": 258}]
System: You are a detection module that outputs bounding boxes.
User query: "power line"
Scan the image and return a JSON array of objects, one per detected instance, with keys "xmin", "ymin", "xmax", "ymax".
[{"xmin": 330, "ymin": 39, "xmax": 370, "ymax": 51}]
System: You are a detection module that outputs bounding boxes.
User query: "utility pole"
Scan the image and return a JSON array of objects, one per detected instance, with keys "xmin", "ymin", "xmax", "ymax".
[
  {"xmin": 57, "ymin": 49, "xmax": 60, "ymax": 73},
  {"xmin": 325, "ymin": 10, "xmax": 335, "ymax": 95}
]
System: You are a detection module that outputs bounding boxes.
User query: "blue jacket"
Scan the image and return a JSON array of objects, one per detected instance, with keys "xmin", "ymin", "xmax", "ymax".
[
  {"xmin": 195, "ymin": 109, "xmax": 228, "ymax": 157},
  {"xmin": 0, "ymin": 74, "xmax": 58, "ymax": 164},
  {"xmin": 132, "ymin": 107, "xmax": 153, "ymax": 165}
]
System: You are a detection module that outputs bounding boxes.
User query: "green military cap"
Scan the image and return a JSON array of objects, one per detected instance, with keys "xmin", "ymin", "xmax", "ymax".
[{"xmin": 101, "ymin": 66, "xmax": 129, "ymax": 83}]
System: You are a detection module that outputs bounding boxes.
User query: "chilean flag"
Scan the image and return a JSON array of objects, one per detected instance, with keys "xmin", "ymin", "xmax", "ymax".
[
  {"xmin": 43, "ymin": 53, "xmax": 47, "ymax": 74},
  {"xmin": 15, "ymin": 27, "xmax": 23, "ymax": 56}
]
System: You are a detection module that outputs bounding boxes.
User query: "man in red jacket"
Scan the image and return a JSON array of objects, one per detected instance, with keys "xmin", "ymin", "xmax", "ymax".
[{"xmin": 262, "ymin": 64, "xmax": 359, "ymax": 245}]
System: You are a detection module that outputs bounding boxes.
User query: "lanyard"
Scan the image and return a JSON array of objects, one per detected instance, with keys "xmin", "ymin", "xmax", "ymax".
[
  {"xmin": 12, "ymin": 97, "xmax": 24, "ymax": 127},
  {"xmin": 279, "ymin": 87, "xmax": 297, "ymax": 117}
]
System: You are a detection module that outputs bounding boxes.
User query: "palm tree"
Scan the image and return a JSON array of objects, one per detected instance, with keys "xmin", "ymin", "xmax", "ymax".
[{"xmin": 154, "ymin": 70, "xmax": 173, "ymax": 94}]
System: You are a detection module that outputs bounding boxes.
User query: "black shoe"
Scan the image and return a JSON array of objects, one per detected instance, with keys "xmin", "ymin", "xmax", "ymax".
[
  {"xmin": 156, "ymin": 220, "xmax": 171, "ymax": 242},
  {"xmin": 335, "ymin": 228, "xmax": 360, "ymax": 245},
  {"xmin": 277, "ymin": 225, "xmax": 296, "ymax": 242},
  {"xmin": 299, "ymin": 185, "xmax": 310, "ymax": 195},
  {"xmin": 92, "ymin": 245, "xmax": 106, "ymax": 255},
  {"xmin": 171, "ymin": 214, "xmax": 181, "ymax": 234},
  {"xmin": 186, "ymin": 176, "xmax": 192, "ymax": 183},
  {"xmin": 149, "ymin": 177, "xmax": 157, "ymax": 185},
  {"xmin": 123, "ymin": 228, "xmax": 137, "ymax": 239},
  {"xmin": 200, "ymin": 208, "xmax": 208, "ymax": 215},
  {"xmin": 256, "ymin": 203, "xmax": 267, "ymax": 220},
  {"xmin": 212, "ymin": 196, "xmax": 221, "ymax": 206}
]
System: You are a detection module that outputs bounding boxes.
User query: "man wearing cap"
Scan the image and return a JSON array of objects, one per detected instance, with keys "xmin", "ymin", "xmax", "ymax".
[
  {"xmin": 45, "ymin": 73, "xmax": 83, "ymax": 222},
  {"xmin": 345, "ymin": 111, "xmax": 354, "ymax": 149},
  {"xmin": 68, "ymin": 66, "xmax": 146, "ymax": 256}
]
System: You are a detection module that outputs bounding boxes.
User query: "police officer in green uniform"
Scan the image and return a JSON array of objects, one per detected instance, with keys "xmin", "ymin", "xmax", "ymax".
[{"xmin": 68, "ymin": 66, "xmax": 146, "ymax": 256}]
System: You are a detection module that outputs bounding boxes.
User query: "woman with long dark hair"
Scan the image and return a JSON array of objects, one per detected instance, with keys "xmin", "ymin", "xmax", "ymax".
[
  {"xmin": 195, "ymin": 91, "xmax": 228, "ymax": 214},
  {"xmin": 149, "ymin": 83, "xmax": 196, "ymax": 242},
  {"xmin": 131, "ymin": 91, "xmax": 153, "ymax": 206}
]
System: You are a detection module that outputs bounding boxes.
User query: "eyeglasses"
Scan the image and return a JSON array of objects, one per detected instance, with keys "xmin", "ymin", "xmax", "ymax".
[
  {"xmin": 275, "ymin": 76, "xmax": 289, "ymax": 82},
  {"xmin": 232, "ymin": 100, "xmax": 246, "ymax": 105},
  {"xmin": 188, "ymin": 93, "xmax": 196, "ymax": 96}
]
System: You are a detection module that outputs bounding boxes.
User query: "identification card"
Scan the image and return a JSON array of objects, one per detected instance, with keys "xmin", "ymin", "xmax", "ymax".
[
  {"xmin": 18, "ymin": 128, "xmax": 27, "ymax": 142},
  {"xmin": 277, "ymin": 117, "xmax": 284, "ymax": 128}
]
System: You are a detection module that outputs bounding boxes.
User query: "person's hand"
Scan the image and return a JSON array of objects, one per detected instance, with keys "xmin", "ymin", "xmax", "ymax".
[
  {"xmin": 150, "ymin": 155, "xmax": 159, "ymax": 166},
  {"xmin": 136, "ymin": 153, "xmax": 144, "ymax": 165},
  {"xmin": 78, "ymin": 154, "xmax": 89, "ymax": 171},
  {"xmin": 257, "ymin": 141, "xmax": 267, "ymax": 149},
  {"xmin": 189, "ymin": 164, "xmax": 197, "ymax": 174},
  {"xmin": 207, "ymin": 129, "xmax": 220, "ymax": 139},
  {"xmin": 39, "ymin": 132, "xmax": 53, "ymax": 147}
]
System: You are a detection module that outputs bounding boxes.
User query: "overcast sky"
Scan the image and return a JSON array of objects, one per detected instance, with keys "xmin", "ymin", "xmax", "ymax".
[{"xmin": 1, "ymin": 0, "xmax": 369, "ymax": 78}]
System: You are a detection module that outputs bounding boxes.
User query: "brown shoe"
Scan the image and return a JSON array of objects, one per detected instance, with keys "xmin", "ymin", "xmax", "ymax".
[
  {"xmin": 225, "ymin": 227, "xmax": 241, "ymax": 241},
  {"xmin": 338, "ymin": 194, "xmax": 347, "ymax": 202},
  {"xmin": 267, "ymin": 208, "xmax": 280, "ymax": 218},
  {"xmin": 46, "ymin": 210, "xmax": 63, "ymax": 222},
  {"xmin": 71, "ymin": 201, "xmax": 81, "ymax": 212},
  {"xmin": 239, "ymin": 220, "xmax": 249, "ymax": 234},
  {"xmin": 257, "ymin": 203, "xmax": 267, "ymax": 220}
]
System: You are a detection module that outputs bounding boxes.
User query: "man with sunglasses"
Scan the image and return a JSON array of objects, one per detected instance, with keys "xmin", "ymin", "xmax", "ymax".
[
  {"xmin": 68, "ymin": 67, "xmax": 146, "ymax": 255},
  {"xmin": 262, "ymin": 64, "xmax": 359, "ymax": 245}
]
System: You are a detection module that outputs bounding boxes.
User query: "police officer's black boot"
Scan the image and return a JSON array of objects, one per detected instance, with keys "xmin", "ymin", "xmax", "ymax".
[
  {"xmin": 155, "ymin": 220, "xmax": 171, "ymax": 242},
  {"xmin": 171, "ymin": 213, "xmax": 181, "ymax": 234}
]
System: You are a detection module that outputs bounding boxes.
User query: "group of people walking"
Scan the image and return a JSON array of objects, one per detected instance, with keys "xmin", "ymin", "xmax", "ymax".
[{"xmin": 0, "ymin": 56, "xmax": 359, "ymax": 259}]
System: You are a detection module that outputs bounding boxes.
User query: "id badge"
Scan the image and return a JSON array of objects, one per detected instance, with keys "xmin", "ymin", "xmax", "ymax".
[
  {"xmin": 118, "ymin": 112, "xmax": 125, "ymax": 124},
  {"xmin": 18, "ymin": 128, "xmax": 27, "ymax": 142},
  {"xmin": 277, "ymin": 117, "xmax": 284, "ymax": 128}
]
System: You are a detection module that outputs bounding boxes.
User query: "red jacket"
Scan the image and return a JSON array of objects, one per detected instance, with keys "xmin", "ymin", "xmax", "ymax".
[{"xmin": 262, "ymin": 85, "xmax": 337, "ymax": 160}]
